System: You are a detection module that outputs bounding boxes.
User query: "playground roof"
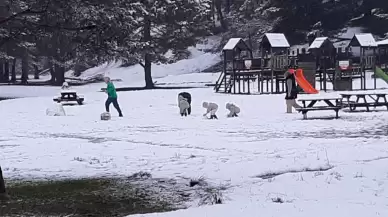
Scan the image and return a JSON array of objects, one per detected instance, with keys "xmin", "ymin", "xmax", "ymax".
[
  {"xmin": 262, "ymin": 33, "xmax": 290, "ymax": 48},
  {"xmin": 309, "ymin": 37, "xmax": 330, "ymax": 49},
  {"xmin": 222, "ymin": 38, "xmax": 250, "ymax": 51},
  {"xmin": 377, "ymin": 39, "xmax": 388, "ymax": 47},
  {"xmin": 349, "ymin": 34, "xmax": 377, "ymax": 47}
]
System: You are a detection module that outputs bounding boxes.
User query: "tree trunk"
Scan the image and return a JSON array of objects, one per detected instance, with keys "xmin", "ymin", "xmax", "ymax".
[
  {"xmin": 143, "ymin": 15, "xmax": 154, "ymax": 89},
  {"xmin": 215, "ymin": 0, "xmax": 227, "ymax": 30},
  {"xmin": 33, "ymin": 64, "xmax": 39, "ymax": 79},
  {"xmin": 4, "ymin": 60, "xmax": 9, "ymax": 82},
  {"xmin": 0, "ymin": 61, "xmax": 4, "ymax": 83},
  {"xmin": 144, "ymin": 54, "xmax": 153, "ymax": 89},
  {"xmin": 21, "ymin": 51, "xmax": 29, "ymax": 84},
  {"xmin": 54, "ymin": 64, "xmax": 65, "ymax": 86},
  {"xmin": 225, "ymin": 0, "xmax": 231, "ymax": 14},
  {"xmin": 48, "ymin": 59, "xmax": 56, "ymax": 84},
  {"xmin": 0, "ymin": 166, "xmax": 7, "ymax": 200},
  {"xmin": 11, "ymin": 58, "xmax": 16, "ymax": 82}
]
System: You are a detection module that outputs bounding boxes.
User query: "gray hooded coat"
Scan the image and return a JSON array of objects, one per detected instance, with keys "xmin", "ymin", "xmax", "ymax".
[
  {"xmin": 226, "ymin": 103, "xmax": 240, "ymax": 117},
  {"xmin": 178, "ymin": 95, "xmax": 190, "ymax": 114}
]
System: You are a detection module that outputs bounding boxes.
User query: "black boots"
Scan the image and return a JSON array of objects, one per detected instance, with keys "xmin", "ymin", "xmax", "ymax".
[
  {"xmin": 181, "ymin": 110, "xmax": 188, "ymax": 117},
  {"xmin": 210, "ymin": 115, "xmax": 218, "ymax": 119}
]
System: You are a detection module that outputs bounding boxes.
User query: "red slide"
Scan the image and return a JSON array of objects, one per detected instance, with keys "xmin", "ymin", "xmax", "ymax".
[{"xmin": 292, "ymin": 69, "xmax": 319, "ymax": 94}]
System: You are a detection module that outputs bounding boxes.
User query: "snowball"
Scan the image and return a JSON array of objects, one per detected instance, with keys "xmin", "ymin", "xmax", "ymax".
[{"xmin": 100, "ymin": 112, "xmax": 111, "ymax": 120}]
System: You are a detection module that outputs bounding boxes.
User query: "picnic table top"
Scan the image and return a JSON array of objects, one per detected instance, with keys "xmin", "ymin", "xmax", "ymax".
[
  {"xmin": 340, "ymin": 93, "xmax": 387, "ymax": 96},
  {"xmin": 60, "ymin": 90, "xmax": 77, "ymax": 94},
  {"xmin": 298, "ymin": 97, "xmax": 342, "ymax": 102}
]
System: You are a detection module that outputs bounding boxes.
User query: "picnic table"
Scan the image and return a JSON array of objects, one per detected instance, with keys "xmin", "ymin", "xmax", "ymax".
[
  {"xmin": 297, "ymin": 97, "xmax": 342, "ymax": 119},
  {"xmin": 340, "ymin": 93, "xmax": 388, "ymax": 112},
  {"xmin": 53, "ymin": 91, "xmax": 84, "ymax": 105}
]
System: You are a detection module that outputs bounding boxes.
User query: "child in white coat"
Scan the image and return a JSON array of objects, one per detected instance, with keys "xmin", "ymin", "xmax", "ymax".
[
  {"xmin": 226, "ymin": 103, "xmax": 240, "ymax": 117},
  {"xmin": 203, "ymin": 102, "xmax": 218, "ymax": 119}
]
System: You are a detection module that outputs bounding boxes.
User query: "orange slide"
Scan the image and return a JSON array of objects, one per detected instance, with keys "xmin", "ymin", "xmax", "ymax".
[{"xmin": 291, "ymin": 69, "xmax": 319, "ymax": 94}]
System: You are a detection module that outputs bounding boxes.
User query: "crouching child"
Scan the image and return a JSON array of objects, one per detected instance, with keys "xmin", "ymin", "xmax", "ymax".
[
  {"xmin": 202, "ymin": 102, "xmax": 218, "ymax": 119},
  {"xmin": 178, "ymin": 95, "xmax": 190, "ymax": 116},
  {"xmin": 226, "ymin": 103, "xmax": 240, "ymax": 117}
]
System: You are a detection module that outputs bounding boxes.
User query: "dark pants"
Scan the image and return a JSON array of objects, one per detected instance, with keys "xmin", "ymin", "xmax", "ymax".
[
  {"xmin": 178, "ymin": 92, "xmax": 191, "ymax": 115},
  {"xmin": 105, "ymin": 97, "xmax": 123, "ymax": 116}
]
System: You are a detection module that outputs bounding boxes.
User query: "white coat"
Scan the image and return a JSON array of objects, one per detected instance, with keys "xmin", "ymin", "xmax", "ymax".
[
  {"xmin": 203, "ymin": 102, "xmax": 218, "ymax": 115},
  {"xmin": 226, "ymin": 103, "xmax": 240, "ymax": 117}
]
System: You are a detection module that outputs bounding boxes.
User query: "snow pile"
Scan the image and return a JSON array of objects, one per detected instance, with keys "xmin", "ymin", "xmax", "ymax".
[
  {"xmin": 105, "ymin": 46, "xmax": 220, "ymax": 87},
  {"xmin": 46, "ymin": 104, "xmax": 66, "ymax": 116},
  {"xmin": 63, "ymin": 39, "xmax": 221, "ymax": 88}
]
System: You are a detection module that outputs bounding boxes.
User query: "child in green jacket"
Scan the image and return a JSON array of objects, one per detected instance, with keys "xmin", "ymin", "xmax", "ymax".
[{"xmin": 104, "ymin": 76, "xmax": 123, "ymax": 117}]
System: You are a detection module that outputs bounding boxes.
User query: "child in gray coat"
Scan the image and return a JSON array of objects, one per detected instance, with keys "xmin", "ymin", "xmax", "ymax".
[
  {"xmin": 178, "ymin": 95, "xmax": 190, "ymax": 116},
  {"xmin": 203, "ymin": 102, "xmax": 218, "ymax": 119},
  {"xmin": 226, "ymin": 103, "xmax": 240, "ymax": 117}
]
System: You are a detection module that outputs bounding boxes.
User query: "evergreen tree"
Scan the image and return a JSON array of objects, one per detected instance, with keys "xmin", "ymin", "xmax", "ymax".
[{"xmin": 105, "ymin": 0, "xmax": 212, "ymax": 88}]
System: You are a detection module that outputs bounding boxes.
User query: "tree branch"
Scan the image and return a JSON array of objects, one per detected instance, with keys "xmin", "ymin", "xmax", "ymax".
[
  {"xmin": 19, "ymin": 19, "xmax": 98, "ymax": 31},
  {"xmin": 139, "ymin": 61, "xmax": 145, "ymax": 68},
  {"xmin": 0, "ymin": 8, "xmax": 47, "ymax": 26}
]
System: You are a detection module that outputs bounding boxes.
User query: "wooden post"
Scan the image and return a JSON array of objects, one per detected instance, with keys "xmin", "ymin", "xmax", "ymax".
[
  {"xmin": 323, "ymin": 57, "xmax": 327, "ymax": 91},
  {"xmin": 223, "ymin": 52, "xmax": 227, "ymax": 93},
  {"xmin": 270, "ymin": 48, "xmax": 274, "ymax": 93},
  {"xmin": 360, "ymin": 47, "xmax": 363, "ymax": 90},
  {"xmin": 363, "ymin": 48, "xmax": 366, "ymax": 90},
  {"xmin": 247, "ymin": 75, "xmax": 250, "ymax": 94},
  {"xmin": 373, "ymin": 48, "xmax": 377, "ymax": 89},
  {"xmin": 232, "ymin": 50, "xmax": 236, "ymax": 94}
]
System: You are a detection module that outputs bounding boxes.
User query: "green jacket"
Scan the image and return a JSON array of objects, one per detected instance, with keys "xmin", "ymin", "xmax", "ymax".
[{"xmin": 106, "ymin": 82, "xmax": 117, "ymax": 98}]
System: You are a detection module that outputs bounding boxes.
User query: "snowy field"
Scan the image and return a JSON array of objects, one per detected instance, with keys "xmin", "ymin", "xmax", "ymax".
[
  {"xmin": 1, "ymin": 83, "xmax": 388, "ymax": 216},
  {"xmin": 1, "ymin": 38, "xmax": 388, "ymax": 216}
]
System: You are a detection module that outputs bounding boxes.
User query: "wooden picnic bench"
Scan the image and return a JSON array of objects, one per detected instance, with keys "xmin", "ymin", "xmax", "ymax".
[
  {"xmin": 340, "ymin": 93, "xmax": 388, "ymax": 112},
  {"xmin": 296, "ymin": 98, "xmax": 342, "ymax": 119},
  {"xmin": 53, "ymin": 91, "xmax": 84, "ymax": 105}
]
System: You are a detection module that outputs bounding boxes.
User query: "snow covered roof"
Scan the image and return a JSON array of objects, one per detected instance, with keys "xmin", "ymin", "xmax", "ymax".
[
  {"xmin": 223, "ymin": 38, "xmax": 241, "ymax": 50},
  {"xmin": 263, "ymin": 33, "xmax": 290, "ymax": 48},
  {"xmin": 349, "ymin": 34, "xmax": 377, "ymax": 47},
  {"xmin": 223, "ymin": 38, "xmax": 250, "ymax": 51},
  {"xmin": 309, "ymin": 37, "xmax": 330, "ymax": 49},
  {"xmin": 377, "ymin": 39, "xmax": 388, "ymax": 46}
]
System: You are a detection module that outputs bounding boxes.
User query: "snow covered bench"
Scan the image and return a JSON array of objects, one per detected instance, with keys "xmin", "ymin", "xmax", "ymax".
[
  {"xmin": 340, "ymin": 93, "xmax": 388, "ymax": 112},
  {"xmin": 297, "ymin": 98, "xmax": 342, "ymax": 119},
  {"xmin": 53, "ymin": 91, "xmax": 84, "ymax": 105}
]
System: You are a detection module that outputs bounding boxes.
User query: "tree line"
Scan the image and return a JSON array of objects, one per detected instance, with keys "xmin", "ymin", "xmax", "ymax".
[
  {"xmin": 0, "ymin": 0, "xmax": 215, "ymax": 87},
  {"xmin": 1, "ymin": 0, "xmax": 388, "ymax": 87}
]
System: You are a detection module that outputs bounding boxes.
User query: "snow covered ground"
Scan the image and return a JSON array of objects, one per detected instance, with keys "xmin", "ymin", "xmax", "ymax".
[
  {"xmin": 1, "ymin": 37, "xmax": 388, "ymax": 215},
  {"xmin": 1, "ymin": 83, "xmax": 388, "ymax": 216}
]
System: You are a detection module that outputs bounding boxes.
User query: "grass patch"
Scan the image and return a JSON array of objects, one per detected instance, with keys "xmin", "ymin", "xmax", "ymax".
[{"xmin": 0, "ymin": 178, "xmax": 173, "ymax": 217}]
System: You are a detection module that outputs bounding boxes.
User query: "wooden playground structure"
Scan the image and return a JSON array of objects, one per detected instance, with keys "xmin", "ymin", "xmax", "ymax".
[
  {"xmin": 215, "ymin": 33, "xmax": 388, "ymax": 94},
  {"xmin": 215, "ymin": 34, "xmax": 295, "ymax": 94}
]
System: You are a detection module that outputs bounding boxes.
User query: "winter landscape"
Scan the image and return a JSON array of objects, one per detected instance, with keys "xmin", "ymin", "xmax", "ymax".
[
  {"xmin": 2, "ymin": 0, "xmax": 388, "ymax": 217},
  {"xmin": 1, "ymin": 43, "xmax": 388, "ymax": 216}
]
